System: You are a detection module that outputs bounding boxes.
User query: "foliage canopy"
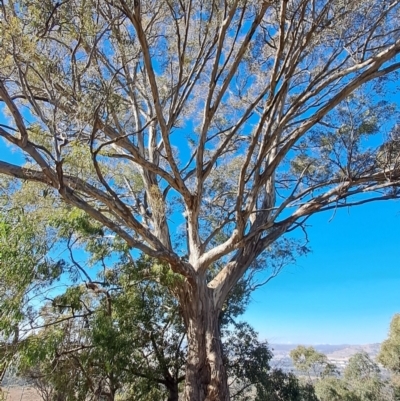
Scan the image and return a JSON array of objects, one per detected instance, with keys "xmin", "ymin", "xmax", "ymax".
[{"xmin": 1, "ymin": 0, "xmax": 400, "ymax": 399}]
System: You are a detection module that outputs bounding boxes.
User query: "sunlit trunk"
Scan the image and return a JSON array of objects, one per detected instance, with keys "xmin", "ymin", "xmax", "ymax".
[{"xmin": 179, "ymin": 280, "xmax": 229, "ymax": 401}]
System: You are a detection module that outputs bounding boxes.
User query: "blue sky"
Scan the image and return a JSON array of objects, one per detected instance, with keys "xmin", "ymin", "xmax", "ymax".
[
  {"xmin": 2, "ymin": 96, "xmax": 400, "ymax": 346},
  {"xmin": 2, "ymin": 136, "xmax": 399, "ymax": 345},
  {"xmin": 246, "ymin": 200, "xmax": 400, "ymax": 345}
]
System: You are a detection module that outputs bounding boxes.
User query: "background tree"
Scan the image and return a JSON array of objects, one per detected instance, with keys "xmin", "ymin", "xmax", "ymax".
[
  {"xmin": 0, "ymin": 193, "xmax": 280, "ymax": 401},
  {"xmin": 222, "ymin": 322, "xmax": 272, "ymax": 401},
  {"xmin": 290, "ymin": 346, "xmax": 336, "ymax": 381},
  {"xmin": 377, "ymin": 314, "xmax": 400, "ymax": 374},
  {"xmin": 342, "ymin": 352, "xmax": 391, "ymax": 401},
  {"xmin": 377, "ymin": 314, "xmax": 400, "ymax": 399},
  {"xmin": 309, "ymin": 351, "xmax": 396, "ymax": 401},
  {"xmin": 1, "ymin": 0, "xmax": 400, "ymax": 399},
  {"xmin": 15, "ymin": 259, "xmax": 277, "ymax": 401},
  {"xmin": 0, "ymin": 207, "xmax": 62, "ymax": 393},
  {"xmin": 313, "ymin": 376, "xmax": 356, "ymax": 401},
  {"xmin": 254, "ymin": 368, "xmax": 319, "ymax": 401}
]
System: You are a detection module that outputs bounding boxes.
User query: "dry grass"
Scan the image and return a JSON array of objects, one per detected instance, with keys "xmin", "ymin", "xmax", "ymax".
[{"xmin": 1, "ymin": 386, "xmax": 41, "ymax": 401}]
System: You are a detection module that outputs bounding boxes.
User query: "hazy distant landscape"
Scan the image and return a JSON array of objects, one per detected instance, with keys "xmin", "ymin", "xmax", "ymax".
[
  {"xmin": 270, "ymin": 343, "xmax": 381, "ymax": 373},
  {"xmin": 271, "ymin": 342, "xmax": 381, "ymax": 360},
  {"xmin": 0, "ymin": 342, "xmax": 393, "ymax": 400},
  {"xmin": 2, "ymin": 343, "xmax": 382, "ymax": 386}
]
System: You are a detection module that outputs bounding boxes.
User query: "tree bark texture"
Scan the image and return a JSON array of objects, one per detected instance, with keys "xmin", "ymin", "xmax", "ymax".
[{"xmin": 178, "ymin": 279, "xmax": 229, "ymax": 401}]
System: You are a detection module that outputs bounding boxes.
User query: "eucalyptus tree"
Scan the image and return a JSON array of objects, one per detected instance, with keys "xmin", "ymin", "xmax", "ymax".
[
  {"xmin": 378, "ymin": 314, "xmax": 400, "ymax": 374},
  {"xmin": 377, "ymin": 314, "xmax": 400, "ymax": 399},
  {"xmin": 290, "ymin": 346, "xmax": 337, "ymax": 381},
  {"xmin": 298, "ymin": 349, "xmax": 397, "ymax": 401},
  {"xmin": 0, "ymin": 191, "xmax": 274, "ymax": 401},
  {"xmin": 18, "ymin": 284, "xmax": 273, "ymax": 401},
  {"xmin": 342, "ymin": 352, "xmax": 389, "ymax": 401},
  {"xmin": 1, "ymin": 0, "xmax": 400, "ymax": 399},
  {"xmin": 254, "ymin": 369, "xmax": 319, "ymax": 401},
  {"xmin": 0, "ymin": 207, "xmax": 62, "ymax": 393}
]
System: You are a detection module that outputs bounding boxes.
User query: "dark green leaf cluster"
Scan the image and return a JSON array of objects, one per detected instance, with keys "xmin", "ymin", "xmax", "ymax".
[
  {"xmin": 255, "ymin": 369, "xmax": 319, "ymax": 401},
  {"xmin": 290, "ymin": 345, "xmax": 397, "ymax": 401}
]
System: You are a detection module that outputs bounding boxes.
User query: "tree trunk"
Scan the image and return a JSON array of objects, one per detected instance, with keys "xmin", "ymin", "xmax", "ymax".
[
  {"xmin": 166, "ymin": 380, "xmax": 179, "ymax": 401},
  {"xmin": 179, "ymin": 279, "xmax": 229, "ymax": 401}
]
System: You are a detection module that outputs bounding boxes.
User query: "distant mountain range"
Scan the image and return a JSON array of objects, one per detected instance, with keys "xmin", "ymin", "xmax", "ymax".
[
  {"xmin": 269, "ymin": 343, "xmax": 381, "ymax": 372},
  {"xmin": 270, "ymin": 343, "xmax": 381, "ymax": 359}
]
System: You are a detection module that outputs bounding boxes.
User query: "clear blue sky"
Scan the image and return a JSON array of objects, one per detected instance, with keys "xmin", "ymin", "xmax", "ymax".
[
  {"xmin": 2, "ymin": 107, "xmax": 400, "ymax": 345},
  {"xmin": 245, "ymin": 200, "xmax": 400, "ymax": 345},
  {"xmin": 2, "ymin": 137, "xmax": 399, "ymax": 345}
]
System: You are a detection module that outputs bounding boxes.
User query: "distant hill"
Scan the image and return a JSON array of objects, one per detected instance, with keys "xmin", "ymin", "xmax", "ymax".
[
  {"xmin": 270, "ymin": 343, "xmax": 381, "ymax": 358},
  {"xmin": 269, "ymin": 343, "xmax": 381, "ymax": 372},
  {"xmin": 322, "ymin": 343, "xmax": 381, "ymax": 359}
]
